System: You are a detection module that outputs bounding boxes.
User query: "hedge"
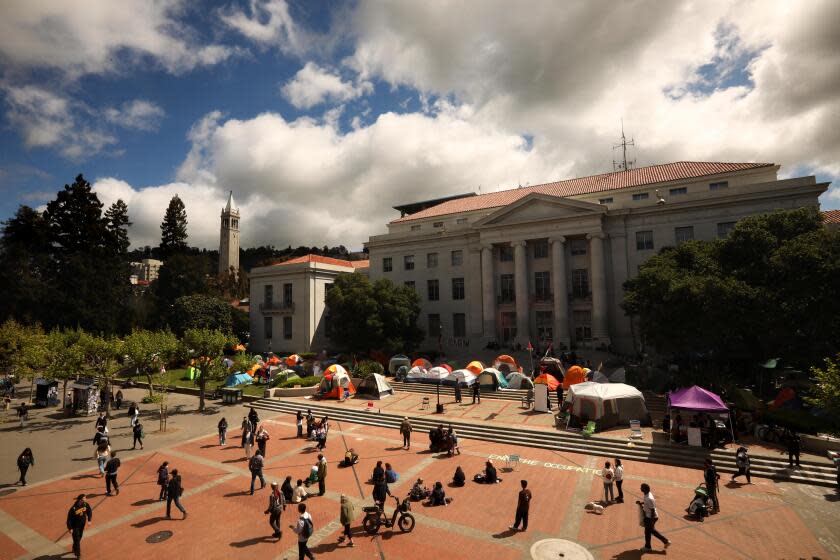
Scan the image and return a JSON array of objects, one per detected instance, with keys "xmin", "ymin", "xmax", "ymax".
[{"xmin": 275, "ymin": 375, "xmax": 320, "ymax": 389}]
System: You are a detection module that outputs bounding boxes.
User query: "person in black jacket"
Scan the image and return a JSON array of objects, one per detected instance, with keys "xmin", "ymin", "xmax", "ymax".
[
  {"xmin": 17, "ymin": 448, "xmax": 34, "ymax": 486},
  {"xmin": 66, "ymin": 494, "xmax": 92, "ymax": 559},
  {"xmin": 166, "ymin": 468, "xmax": 187, "ymax": 519},
  {"xmin": 104, "ymin": 452, "xmax": 121, "ymax": 496},
  {"xmin": 281, "ymin": 475, "xmax": 294, "ymax": 503},
  {"xmin": 132, "ymin": 421, "xmax": 144, "ymax": 450},
  {"xmin": 472, "ymin": 383, "xmax": 481, "ymax": 404},
  {"xmin": 703, "ymin": 459, "xmax": 720, "ymax": 513},
  {"xmin": 218, "ymin": 417, "xmax": 228, "ymax": 446},
  {"xmin": 788, "ymin": 432, "xmax": 801, "ymax": 469},
  {"xmin": 452, "ymin": 466, "xmax": 466, "ymax": 487}
]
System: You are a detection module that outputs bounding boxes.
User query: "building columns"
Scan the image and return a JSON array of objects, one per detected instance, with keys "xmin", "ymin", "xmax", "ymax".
[
  {"xmin": 513, "ymin": 240, "xmax": 530, "ymax": 345},
  {"xmin": 550, "ymin": 236, "xmax": 571, "ymax": 349},
  {"xmin": 480, "ymin": 245, "xmax": 496, "ymax": 341},
  {"xmin": 587, "ymin": 232, "xmax": 611, "ymax": 346}
]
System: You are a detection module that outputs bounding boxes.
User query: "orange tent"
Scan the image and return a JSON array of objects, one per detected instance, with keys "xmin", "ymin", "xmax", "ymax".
[
  {"xmin": 267, "ymin": 355, "xmax": 281, "ymax": 366},
  {"xmin": 411, "ymin": 358, "xmax": 432, "ymax": 370},
  {"xmin": 319, "ymin": 364, "xmax": 356, "ymax": 399},
  {"xmin": 466, "ymin": 360, "xmax": 485, "ymax": 375},
  {"xmin": 534, "ymin": 373, "xmax": 560, "ymax": 391},
  {"xmin": 439, "ymin": 363, "xmax": 453, "ymax": 373},
  {"xmin": 563, "ymin": 365, "xmax": 586, "ymax": 389},
  {"xmin": 285, "ymin": 354, "xmax": 302, "ymax": 367},
  {"xmin": 234, "ymin": 343, "xmax": 246, "ymax": 352}
]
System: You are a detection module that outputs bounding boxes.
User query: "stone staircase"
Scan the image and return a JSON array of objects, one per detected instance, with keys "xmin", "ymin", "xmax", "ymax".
[{"xmin": 251, "ymin": 397, "xmax": 837, "ymax": 487}]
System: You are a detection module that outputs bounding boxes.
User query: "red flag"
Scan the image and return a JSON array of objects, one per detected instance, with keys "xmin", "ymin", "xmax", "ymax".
[{"xmin": 527, "ymin": 341, "xmax": 533, "ymax": 351}]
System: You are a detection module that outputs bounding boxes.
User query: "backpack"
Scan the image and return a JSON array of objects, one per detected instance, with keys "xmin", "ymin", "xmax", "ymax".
[
  {"xmin": 249, "ymin": 456, "xmax": 260, "ymax": 472},
  {"xmin": 301, "ymin": 516, "xmax": 313, "ymax": 538}
]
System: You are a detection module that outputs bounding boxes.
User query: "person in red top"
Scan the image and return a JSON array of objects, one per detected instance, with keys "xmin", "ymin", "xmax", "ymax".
[{"xmin": 509, "ymin": 480, "xmax": 532, "ymax": 531}]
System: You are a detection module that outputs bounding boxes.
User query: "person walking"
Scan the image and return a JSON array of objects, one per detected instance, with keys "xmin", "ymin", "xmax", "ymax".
[
  {"xmin": 17, "ymin": 402, "xmax": 27, "ymax": 428},
  {"xmin": 281, "ymin": 476, "xmax": 294, "ymax": 503},
  {"xmin": 509, "ymin": 479, "xmax": 532, "ymax": 531},
  {"xmin": 265, "ymin": 481, "xmax": 286, "ymax": 539},
  {"xmin": 291, "ymin": 503, "xmax": 315, "ymax": 560},
  {"xmin": 248, "ymin": 407, "xmax": 260, "ymax": 431},
  {"xmin": 95, "ymin": 412, "xmax": 107, "ymax": 432},
  {"xmin": 400, "ymin": 417, "xmax": 412, "ymax": 449},
  {"xmin": 338, "ymin": 494, "xmax": 356, "ymax": 547},
  {"xmin": 306, "ymin": 410, "xmax": 314, "ymax": 439},
  {"xmin": 157, "ymin": 461, "xmax": 169, "ymax": 501},
  {"xmin": 454, "ymin": 382, "xmax": 462, "ymax": 403},
  {"xmin": 66, "ymin": 494, "xmax": 92, "ymax": 559},
  {"xmin": 104, "ymin": 452, "xmax": 121, "ymax": 496},
  {"xmin": 249, "ymin": 450, "xmax": 266, "ymax": 495},
  {"xmin": 132, "ymin": 420, "xmax": 144, "ymax": 450},
  {"xmin": 555, "ymin": 385, "xmax": 564, "ymax": 411},
  {"xmin": 17, "ymin": 448, "xmax": 35, "ymax": 486},
  {"xmin": 257, "ymin": 425, "xmax": 270, "ymax": 457},
  {"xmin": 636, "ymin": 483, "xmax": 670, "ymax": 552},
  {"xmin": 602, "ymin": 461, "xmax": 615, "ymax": 503},
  {"xmin": 614, "ymin": 458, "xmax": 624, "ymax": 503},
  {"xmin": 114, "ymin": 390, "xmax": 123, "ymax": 410},
  {"xmin": 317, "ymin": 453, "xmax": 327, "ymax": 496},
  {"xmin": 703, "ymin": 459, "xmax": 720, "ymax": 513},
  {"xmin": 240, "ymin": 416, "xmax": 250, "ymax": 448},
  {"xmin": 94, "ymin": 439, "xmax": 111, "ymax": 477},
  {"xmin": 218, "ymin": 417, "xmax": 228, "ymax": 446},
  {"xmin": 166, "ymin": 468, "xmax": 187, "ymax": 519},
  {"xmin": 731, "ymin": 447, "xmax": 752, "ymax": 484},
  {"xmin": 244, "ymin": 423, "xmax": 255, "ymax": 460},
  {"xmin": 788, "ymin": 432, "xmax": 801, "ymax": 469},
  {"xmin": 296, "ymin": 410, "xmax": 304, "ymax": 438},
  {"xmin": 92, "ymin": 425, "xmax": 108, "ymax": 446},
  {"xmin": 472, "ymin": 382, "xmax": 481, "ymax": 404},
  {"xmin": 449, "ymin": 426, "xmax": 461, "ymax": 455}
]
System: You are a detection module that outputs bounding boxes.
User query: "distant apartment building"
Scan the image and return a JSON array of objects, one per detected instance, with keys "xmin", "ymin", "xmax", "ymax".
[{"xmin": 130, "ymin": 258, "xmax": 163, "ymax": 283}]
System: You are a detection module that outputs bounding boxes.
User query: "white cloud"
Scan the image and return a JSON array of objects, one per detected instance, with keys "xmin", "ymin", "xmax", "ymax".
[
  {"xmin": 104, "ymin": 100, "xmax": 165, "ymax": 131},
  {"xmin": 281, "ymin": 62, "xmax": 372, "ymax": 109},
  {"xmin": 221, "ymin": 0, "xmax": 306, "ymax": 54}
]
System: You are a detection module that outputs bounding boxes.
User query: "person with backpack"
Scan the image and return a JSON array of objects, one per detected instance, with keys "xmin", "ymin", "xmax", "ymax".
[
  {"xmin": 265, "ymin": 481, "xmax": 286, "ymax": 539},
  {"xmin": 66, "ymin": 493, "xmax": 92, "ymax": 559},
  {"xmin": 399, "ymin": 417, "xmax": 412, "ymax": 449},
  {"xmin": 731, "ymin": 447, "xmax": 752, "ymax": 484},
  {"xmin": 614, "ymin": 458, "xmax": 625, "ymax": 503},
  {"xmin": 249, "ymin": 450, "xmax": 266, "ymax": 495},
  {"xmin": 104, "ymin": 451, "xmax": 121, "ymax": 496},
  {"xmin": 703, "ymin": 459, "xmax": 720, "ymax": 513},
  {"xmin": 94, "ymin": 439, "xmax": 111, "ymax": 477},
  {"xmin": 508, "ymin": 479, "xmax": 532, "ymax": 531},
  {"xmin": 157, "ymin": 461, "xmax": 169, "ymax": 501},
  {"xmin": 291, "ymin": 503, "xmax": 315, "ymax": 560},
  {"xmin": 306, "ymin": 409, "xmax": 315, "ymax": 439},
  {"xmin": 317, "ymin": 453, "xmax": 327, "ymax": 496},
  {"xmin": 338, "ymin": 494, "xmax": 356, "ymax": 547},
  {"xmin": 218, "ymin": 417, "xmax": 228, "ymax": 446},
  {"xmin": 166, "ymin": 468, "xmax": 187, "ymax": 519},
  {"xmin": 602, "ymin": 461, "xmax": 615, "ymax": 503},
  {"xmin": 17, "ymin": 448, "xmax": 34, "ymax": 486},
  {"xmin": 132, "ymin": 420, "xmax": 144, "ymax": 450}
]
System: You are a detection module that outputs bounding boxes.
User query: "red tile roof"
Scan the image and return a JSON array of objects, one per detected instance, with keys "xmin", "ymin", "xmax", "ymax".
[
  {"xmin": 272, "ymin": 254, "xmax": 366, "ymax": 269},
  {"xmin": 823, "ymin": 209, "xmax": 840, "ymax": 224},
  {"xmin": 392, "ymin": 161, "xmax": 774, "ymax": 223}
]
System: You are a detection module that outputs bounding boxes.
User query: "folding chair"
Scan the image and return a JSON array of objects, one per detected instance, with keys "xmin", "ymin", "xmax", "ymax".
[
  {"xmin": 629, "ymin": 419, "xmax": 643, "ymax": 439},
  {"xmin": 505, "ymin": 454, "xmax": 520, "ymax": 471},
  {"xmin": 420, "ymin": 397, "xmax": 430, "ymax": 410}
]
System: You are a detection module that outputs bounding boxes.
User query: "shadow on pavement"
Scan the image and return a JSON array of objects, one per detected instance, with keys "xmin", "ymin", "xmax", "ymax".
[{"xmin": 229, "ymin": 535, "xmax": 278, "ymax": 548}]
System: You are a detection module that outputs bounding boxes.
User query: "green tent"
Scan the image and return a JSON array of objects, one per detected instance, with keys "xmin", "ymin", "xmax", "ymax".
[{"xmin": 730, "ymin": 388, "xmax": 762, "ymax": 411}]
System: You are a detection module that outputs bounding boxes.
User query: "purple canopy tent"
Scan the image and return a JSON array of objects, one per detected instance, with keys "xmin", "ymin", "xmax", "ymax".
[{"xmin": 667, "ymin": 385, "xmax": 734, "ymax": 443}]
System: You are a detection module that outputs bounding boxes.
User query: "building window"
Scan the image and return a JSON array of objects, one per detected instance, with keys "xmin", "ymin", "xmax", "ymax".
[
  {"xmin": 283, "ymin": 283, "xmax": 293, "ymax": 306},
  {"xmin": 636, "ymin": 230, "xmax": 654, "ymax": 251},
  {"xmin": 428, "ymin": 314, "xmax": 441, "ymax": 339},
  {"xmin": 498, "ymin": 245, "xmax": 513, "ymax": 262},
  {"xmin": 427, "ymin": 252, "xmax": 438, "ymax": 268},
  {"xmin": 263, "ymin": 317, "xmax": 273, "ymax": 340},
  {"xmin": 669, "ymin": 187, "xmax": 687, "ymax": 196},
  {"xmin": 675, "ymin": 226, "xmax": 694, "ymax": 244},
  {"xmin": 570, "ymin": 238, "xmax": 587, "ymax": 256},
  {"xmin": 264, "ymin": 284, "xmax": 273, "ymax": 305},
  {"xmin": 383, "ymin": 257, "xmax": 392, "ymax": 272},
  {"xmin": 717, "ymin": 221, "xmax": 736, "ymax": 238},
  {"xmin": 501, "ymin": 312, "xmax": 517, "ymax": 342},
  {"xmin": 598, "ymin": 197, "xmax": 613, "ymax": 204},
  {"xmin": 709, "ymin": 181, "xmax": 729, "ymax": 191},
  {"xmin": 573, "ymin": 310, "xmax": 592, "ymax": 341},
  {"xmin": 433, "ymin": 221, "xmax": 444, "ymax": 228},
  {"xmin": 283, "ymin": 316, "xmax": 292, "ymax": 340},
  {"xmin": 453, "ymin": 313, "xmax": 466, "ymax": 338},
  {"xmin": 536, "ymin": 311, "xmax": 553, "ymax": 342},
  {"xmin": 410, "ymin": 224, "xmax": 421, "ymax": 231},
  {"xmin": 632, "ymin": 192, "xmax": 649, "ymax": 201},
  {"xmin": 404, "ymin": 280, "xmax": 415, "ymax": 290},
  {"xmin": 404, "ymin": 255, "xmax": 415, "ymax": 270},
  {"xmin": 572, "ymin": 269, "xmax": 589, "ymax": 299},
  {"xmin": 456, "ymin": 218, "xmax": 468, "ymax": 225},
  {"xmin": 427, "ymin": 279, "xmax": 439, "ymax": 301},
  {"xmin": 451, "ymin": 250, "xmax": 463, "ymax": 266},
  {"xmin": 451, "ymin": 278, "xmax": 465, "ymax": 300},
  {"xmin": 534, "ymin": 271, "xmax": 551, "ymax": 301},
  {"xmin": 499, "ymin": 274, "xmax": 515, "ymax": 303},
  {"xmin": 533, "ymin": 241, "xmax": 548, "ymax": 259}
]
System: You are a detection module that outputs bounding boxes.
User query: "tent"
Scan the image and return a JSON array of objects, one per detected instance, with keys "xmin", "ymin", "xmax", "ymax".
[
  {"xmin": 444, "ymin": 369, "xmax": 477, "ymax": 387},
  {"xmin": 286, "ymin": 354, "xmax": 302, "ymax": 367},
  {"xmin": 477, "ymin": 368, "xmax": 508, "ymax": 390},
  {"xmin": 505, "ymin": 371, "xmax": 534, "ymax": 390},
  {"xmin": 562, "ymin": 365, "xmax": 586, "ymax": 388},
  {"xmin": 564, "ymin": 382, "xmax": 650, "ymax": 431},
  {"xmin": 412, "ymin": 358, "xmax": 432, "ymax": 370},
  {"xmin": 389, "ymin": 354, "xmax": 411, "ymax": 375},
  {"xmin": 465, "ymin": 360, "xmax": 485, "ymax": 375},
  {"xmin": 426, "ymin": 366, "xmax": 450, "ymax": 381},
  {"xmin": 772, "ymin": 387, "xmax": 798, "ymax": 409},
  {"xmin": 534, "ymin": 373, "xmax": 560, "ymax": 391},
  {"xmin": 608, "ymin": 367, "xmax": 626, "ymax": 384},
  {"xmin": 494, "ymin": 355, "xmax": 521, "ymax": 373},
  {"xmin": 539, "ymin": 357, "xmax": 564, "ymax": 378},
  {"xmin": 590, "ymin": 371, "xmax": 610, "ymax": 384},
  {"xmin": 730, "ymin": 388, "xmax": 762, "ymax": 411},
  {"xmin": 438, "ymin": 363, "xmax": 453, "ymax": 373},
  {"xmin": 667, "ymin": 385, "xmax": 733, "ymax": 444},
  {"xmin": 267, "ymin": 354, "xmax": 281, "ymax": 366},
  {"xmin": 318, "ymin": 365, "xmax": 356, "ymax": 399},
  {"xmin": 356, "ymin": 373, "xmax": 394, "ymax": 399},
  {"xmin": 270, "ymin": 369, "xmax": 300, "ymax": 386},
  {"xmin": 224, "ymin": 372, "xmax": 254, "ymax": 387}
]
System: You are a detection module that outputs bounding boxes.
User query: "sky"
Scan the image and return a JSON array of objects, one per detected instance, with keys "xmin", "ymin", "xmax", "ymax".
[{"xmin": 1, "ymin": 0, "xmax": 838, "ymax": 251}]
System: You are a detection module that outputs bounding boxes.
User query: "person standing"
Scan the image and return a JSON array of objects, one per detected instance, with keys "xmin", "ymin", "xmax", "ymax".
[
  {"xmin": 614, "ymin": 458, "xmax": 624, "ymax": 503},
  {"xmin": 281, "ymin": 475, "xmax": 294, "ymax": 504},
  {"xmin": 130, "ymin": 403, "xmax": 140, "ymax": 427},
  {"xmin": 248, "ymin": 407, "xmax": 260, "ymax": 431},
  {"xmin": 636, "ymin": 483, "xmax": 670, "ymax": 552},
  {"xmin": 249, "ymin": 450, "xmax": 266, "ymax": 495},
  {"xmin": 338, "ymin": 494, "xmax": 356, "ymax": 547},
  {"xmin": 291, "ymin": 503, "xmax": 315, "ymax": 560},
  {"xmin": 472, "ymin": 382, "xmax": 481, "ymax": 404},
  {"xmin": 166, "ymin": 468, "xmax": 187, "ymax": 519},
  {"xmin": 157, "ymin": 461, "xmax": 169, "ymax": 501},
  {"xmin": 788, "ymin": 432, "xmax": 801, "ymax": 469},
  {"xmin": 218, "ymin": 417, "xmax": 228, "ymax": 446},
  {"xmin": 94, "ymin": 439, "xmax": 111, "ymax": 477},
  {"xmin": 17, "ymin": 448, "xmax": 34, "ymax": 486},
  {"xmin": 265, "ymin": 481, "xmax": 286, "ymax": 539},
  {"xmin": 95, "ymin": 412, "xmax": 107, "ymax": 432},
  {"xmin": 731, "ymin": 447, "xmax": 752, "ymax": 484},
  {"xmin": 306, "ymin": 409, "xmax": 315, "ymax": 439},
  {"xmin": 17, "ymin": 402, "xmax": 27, "ymax": 428},
  {"xmin": 602, "ymin": 461, "xmax": 615, "ymax": 503},
  {"xmin": 115, "ymin": 390, "xmax": 123, "ymax": 410},
  {"xmin": 703, "ymin": 459, "xmax": 720, "ymax": 513},
  {"xmin": 400, "ymin": 417, "xmax": 412, "ymax": 449},
  {"xmin": 449, "ymin": 426, "xmax": 461, "ymax": 455},
  {"xmin": 296, "ymin": 410, "xmax": 304, "ymax": 438},
  {"xmin": 317, "ymin": 453, "xmax": 327, "ymax": 496},
  {"xmin": 104, "ymin": 451, "xmax": 121, "ymax": 496},
  {"xmin": 555, "ymin": 385, "xmax": 564, "ymax": 411},
  {"xmin": 244, "ymin": 423, "xmax": 255, "ymax": 460},
  {"xmin": 132, "ymin": 420, "xmax": 144, "ymax": 450},
  {"xmin": 509, "ymin": 479, "xmax": 532, "ymax": 531},
  {"xmin": 257, "ymin": 425, "xmax": 270, "ymax": 457},
  {"xmin": 240, "ymin": 416, "xmax": 249, "ymax": 448},
  {"xmin": 66, "ymin": 494, "xmax": 92, "ymax": 559},
  {"xmin": 454, "ymin": 382, "xmax": 462, "ymax": 403}
]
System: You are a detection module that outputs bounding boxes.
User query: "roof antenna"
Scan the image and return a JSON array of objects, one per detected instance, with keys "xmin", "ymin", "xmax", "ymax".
[{"xmin": 612, "ymin": 119, "xmax": 636, "ymax": 172}]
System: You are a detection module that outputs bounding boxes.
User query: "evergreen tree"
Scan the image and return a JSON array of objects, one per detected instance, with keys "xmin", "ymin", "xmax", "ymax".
[
  {"xmin": 159, "ymin": 195, "xmax": 188, "ymax": 258},
  {"xmin": 104, "ymin": 199, "xmax": 131, "ymax": 255},
  {"xmin": 0, "ymin": 206, "xmax": 51, "ymax": 324}
]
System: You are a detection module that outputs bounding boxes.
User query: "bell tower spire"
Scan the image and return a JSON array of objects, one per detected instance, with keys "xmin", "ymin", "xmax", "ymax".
[{"xmin": 219, "ymin": 191, "xmax": 240, "ymax": 276}]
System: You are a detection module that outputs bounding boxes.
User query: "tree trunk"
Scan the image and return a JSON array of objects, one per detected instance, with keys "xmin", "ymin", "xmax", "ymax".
[
  {"xmin": 198, "ymin": 368, "xmax": 206, "ymax": 412},
  {"xmin": 62, "ymin": 378, "xmax": 69, "ymax": 416},
  {"xmin": 146, "ymin": 371, "xmax": 154, "ymax": 399},
  {"xmin": 105, "ymin": 379, "xmax": 111, "ymax": 419},
  {"xmin": 29, "ymin": 376, "xmax": 35, "ymax": 404}
]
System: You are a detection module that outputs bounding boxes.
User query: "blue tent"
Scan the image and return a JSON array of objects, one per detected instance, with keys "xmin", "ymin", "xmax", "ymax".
[{"xmin": 224, "ymin": 372, "xmax": 253, "ymax": 387}]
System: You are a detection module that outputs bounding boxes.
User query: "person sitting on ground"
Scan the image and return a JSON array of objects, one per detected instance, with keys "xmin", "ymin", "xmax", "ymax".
[
  {"xmin": 342, "ymin": 448, "xmax": 359, "ymax": 467},
  {"xmin": 452, "ymin": 466, "xmax": 466, "ymax": 487},
  {"xmin": 293, "ymin": 479, "xmax": 309, "ymax": 503},
  {"xmin": 409, "ymin": 478, "xmax": 431, "ymax": 501},
  {"xmin": 385, "ymin": 463, "xmax": 399, "ymax": 483},
  {"xmin": 474, "ymin": 460, "xmax": 501, "ymax": 484},
  {"xmin": 426, "ymin": 481, "xmax": 452, "ymax": 506},
  {"xmin": 305, "ymin": 464, "xmax": 319, "ymax": 487},
  {"xmin": 371, "ymin": 461, "xmax": 384, "ymax": 483}
]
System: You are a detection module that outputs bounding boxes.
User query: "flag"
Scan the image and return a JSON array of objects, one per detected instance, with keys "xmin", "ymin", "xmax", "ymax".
[{"xmin": 527, "ymin": 341, "xmax": 533, "ymax": 352}]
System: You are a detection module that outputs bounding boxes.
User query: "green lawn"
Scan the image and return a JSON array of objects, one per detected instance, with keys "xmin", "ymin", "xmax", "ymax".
[{"xmin": 118, "ymin": 368, "xmax": 267, "ymax": 397}]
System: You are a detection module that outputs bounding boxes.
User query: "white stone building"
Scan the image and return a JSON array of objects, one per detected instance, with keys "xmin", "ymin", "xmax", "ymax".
[{"xmin": 364, "ymin": 162, "xmax": 830, "ymax": 355}]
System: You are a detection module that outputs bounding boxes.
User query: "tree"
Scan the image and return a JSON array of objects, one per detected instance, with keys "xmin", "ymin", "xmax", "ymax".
[
  {"xmin": 154, "ymin": 253, "xmax": 212, "ymax": 307},
  {"xmin": 123, "ymin": 330, "xmax": 179, "ymax": 399},
  {"xmin": 169, "ymin": 294, "xmax": 233, "ymax": 336},
  {"xmin": 326, "ymin": 274, "xmax": 423, "ymax": 354},
  {"xmin": 182, "ymin": 328, "xmax": 232, "ymax": 412},
  {"xmin": 104, "ymin": 199, "xmax": 131, "ymax": 255},
  {"xmin": 0, "ymin": 207, "xmax": 51, "ymax": 324},
  {"xmin": 45, "ymin": 329, "xmax": 86, "ymax": 412},
  {"xmin": 808, "ymin": 354, "xmax": 840, "ymax": 421},
  {"xmin": 81, "ymin": 333, "xmax": 124, "ymax": 418},
  {"xmin": 0, "ymin": 320, "xmax": 47, "ymax": 403},
  {"xmin": 159, "ymin": 195, "xmax": 188, "ymax": 258}
]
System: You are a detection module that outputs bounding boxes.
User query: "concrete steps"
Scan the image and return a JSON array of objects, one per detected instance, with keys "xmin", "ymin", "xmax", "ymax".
[{"xmin": 252, "ymin": 398, "xmax": 837, "ymax": 488}]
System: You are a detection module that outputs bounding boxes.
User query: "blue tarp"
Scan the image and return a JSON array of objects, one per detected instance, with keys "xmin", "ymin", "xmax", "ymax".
[{"xmin": 224, "ymin": 372, "xmax": 253, "ymax": 387}]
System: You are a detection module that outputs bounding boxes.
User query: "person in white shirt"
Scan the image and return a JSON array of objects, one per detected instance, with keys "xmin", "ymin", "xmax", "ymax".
[
  {"xmin": 291, "ymin": 503, "xmax": 315, "ymax": 560},
  {"xmin": 636, "ymin": 483, "xmax": 670, "ymax": 552},
  {"xmin": 614, "ymin": 458, "xmax": 624, "ymax": 503},
  {"xmin": 601, "ymin": 461, "xmax": 615, "ymax": 503},
  {"xmin": 293, "ymin": 479, "xmax": 309, "ymax": 503}
]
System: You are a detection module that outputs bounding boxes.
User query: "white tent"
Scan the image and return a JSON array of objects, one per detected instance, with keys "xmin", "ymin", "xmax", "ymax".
[
  {"xmin": 444, "ymin": 369, "xmax": 477, "ymax": 387},
  {"xmin": 406, "ymin": 365, "xmax": 449, "ymax": 385},
  {"xmin": 564, "ymin": 382, "xmax": 650, "ymax": 430},
  {"xmin": 505, "ymin": 371, "xmax": 534, "ymax": 390},
  {"xmin": 477, "ymin": 368, "xmax": 508, "ymax": 390},
  {"xmin": 357, "ymin": 373, "xmax": 394, "ymax": 399}
]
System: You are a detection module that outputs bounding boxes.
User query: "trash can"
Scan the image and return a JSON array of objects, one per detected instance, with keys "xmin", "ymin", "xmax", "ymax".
[{"xmin": 221, "ymin": 388, "xmax": 242, "ymax": 404}]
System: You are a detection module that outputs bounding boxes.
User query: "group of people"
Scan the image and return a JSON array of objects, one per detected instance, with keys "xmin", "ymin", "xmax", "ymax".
[
  {"xmin": 427, "ymin": 423, "xmax": 460, "ymax": 455},
  {"xmin": 296, "ymin": 409, "xmax": 330, "ymax": 451}
]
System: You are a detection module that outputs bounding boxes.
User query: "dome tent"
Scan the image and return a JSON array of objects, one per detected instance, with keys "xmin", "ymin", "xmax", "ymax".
[
  {"xmin": 534, "ymin": 373, "xmax": 560, "ymax": 391},
  {"xmin": 564, "ymin": 382, "xmax": 650, "ymax": 431},
  {"xmin": 318, "ymin": 364, "xmax": 356, "ymax": 400},
  {"xmin": 412, "ymin": 358, "xmax": 433, "ymax": 370},
  {"xmin": 562, "ymin": 365, "xmax": 586, "ymax": 388},
  {"xmin": 285, "ymin": 354, "xmax": 302, "ymax": 367},
  {"xmin": 494, "ymin": 355, "xmax": 521, "ymax": 374},
  {"xmin": 477, "ymin": 368, "xmax": 508, "ymax": 390},
  {"xmin": 465, "ymin": 360, "xmax": 485, "ymax": 375},
  {"xmin": 224, "ymin": 372, "xmax": 253, "ymax": 387},
  {"xmin": 389, "ymin": 354, "xmax": 411, "ymax": 375},
  {"xmin": 445, "ymin": 369, "xmax": 477, "ymax": 387},
  {"xmin": 505, "ymin": 371, "xmax": 534, "ymax": 390},
  {"xmin": 356, "ymin": 373, "xmax": 394, "ymax": 399}
]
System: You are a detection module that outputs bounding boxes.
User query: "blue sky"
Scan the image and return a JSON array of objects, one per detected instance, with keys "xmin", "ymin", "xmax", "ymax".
[{"xmin": 1, "ymin": 0, "xmax": 838, "ymax": 249}]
